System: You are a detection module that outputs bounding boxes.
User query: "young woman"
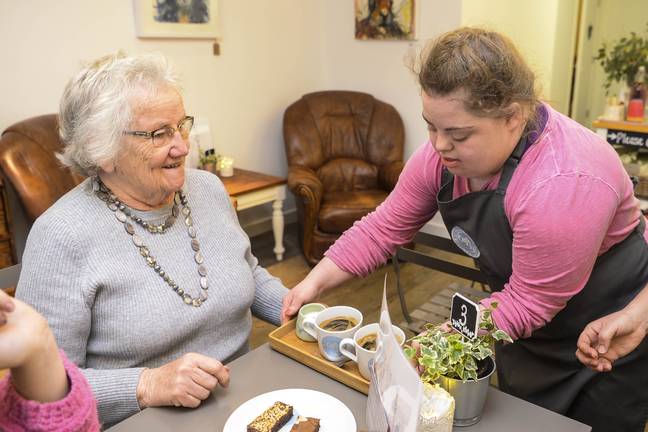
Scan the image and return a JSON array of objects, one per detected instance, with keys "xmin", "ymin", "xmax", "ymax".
[{"xmin": 282, "ymin": 28, "xmax": 648, "ymax": 431}]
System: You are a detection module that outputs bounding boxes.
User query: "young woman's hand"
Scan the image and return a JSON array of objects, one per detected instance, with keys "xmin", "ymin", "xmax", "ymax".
[
  {"xmin": 280, "ymin": 257, "xmax": 354, "ymax": 324},
  {"xmin": 280, "ymin": 279, "xmax": 321, "ymax": 324}
]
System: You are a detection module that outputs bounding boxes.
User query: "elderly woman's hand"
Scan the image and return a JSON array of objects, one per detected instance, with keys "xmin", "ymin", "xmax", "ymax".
[{"xmin": 136, "ymin": 352, "xmax": 230, "ymax": 409}]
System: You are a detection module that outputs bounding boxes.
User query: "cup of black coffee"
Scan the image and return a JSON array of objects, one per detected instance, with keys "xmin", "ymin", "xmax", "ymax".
[
  {"xmin": 339, "ymin": 323, "xmax": 405, "ymax": 380},
  {"xmin": 302, "ymin": 306, "xmax": 363, "ymax": 362},
  {"xmin": 319, "ymin": 316, "xmax": 359, "ymax": 332}
]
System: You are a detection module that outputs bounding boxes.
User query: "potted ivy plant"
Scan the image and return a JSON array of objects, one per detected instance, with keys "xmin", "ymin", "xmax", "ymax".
[
  {"xmin": 199, "ymin": 148, "xmax": 221, "ymax": 174},
  {"xmin": 595, "ymin": 24, "xmax": 648, "ymax": 93},
  {"xmin": 405, "ymin": 303, "xmax": 513, "ymax": 427}
]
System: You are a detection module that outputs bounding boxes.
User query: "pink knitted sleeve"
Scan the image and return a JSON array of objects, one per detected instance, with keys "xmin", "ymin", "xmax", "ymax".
[{"xmin": 0, "ymin": 350, "xmax": 100, "ymax": 432}]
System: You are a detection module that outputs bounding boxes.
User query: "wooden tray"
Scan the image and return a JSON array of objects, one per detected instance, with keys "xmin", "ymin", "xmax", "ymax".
[{"xmin": 268, "ymin": 319, "xmax": 370, "ymax": 395}]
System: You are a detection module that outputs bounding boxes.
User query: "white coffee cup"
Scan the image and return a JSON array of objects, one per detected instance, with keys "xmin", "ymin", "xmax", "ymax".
[
  {"xmin": 302, "ymin": 305, "xmax": 363, "ymax": 362},
  {"xmin": 338, "ymin": 323, "xmax": 406, "ymax": 380}
]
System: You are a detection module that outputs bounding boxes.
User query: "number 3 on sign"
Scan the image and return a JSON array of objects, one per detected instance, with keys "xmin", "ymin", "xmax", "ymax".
[
  {"xmin": 459, "ymin": 304, "xmax": 468, "ymax": 326},
  {"xmin": 450, "ymin": 293, "xmax": 480, "ymax": 340}
]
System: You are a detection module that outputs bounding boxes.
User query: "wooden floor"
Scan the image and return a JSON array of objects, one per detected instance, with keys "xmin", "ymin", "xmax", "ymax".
[{"xmin": 251, "ymin": 245, "xmax": 478, "ymax": 347}]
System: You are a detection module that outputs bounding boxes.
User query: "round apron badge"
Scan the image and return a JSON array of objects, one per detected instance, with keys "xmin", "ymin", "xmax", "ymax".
[{"xmin": 451, "ymin": 226, "xmax": 481, "ymax": 258}]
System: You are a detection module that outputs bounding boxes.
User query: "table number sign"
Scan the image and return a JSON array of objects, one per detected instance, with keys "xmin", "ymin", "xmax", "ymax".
[{"xmin": 450, "ymin": 293, "xmax": 479, "ymax": 340}]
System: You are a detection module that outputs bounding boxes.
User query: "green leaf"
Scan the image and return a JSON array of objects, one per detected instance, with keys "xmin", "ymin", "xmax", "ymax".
[
  {"xmin": 475, "ymin": 345, "xmax": 492, "ymax": 360},
  {"xmin": 464, "ymin": 356, "xmax": 477, "ymax": 371},
  {"xmin": 493, "ymin": 330, "xmax": 513, "ymax": 343},
  {"xmin": 450, "ymin": 346, "xmax": 464, "ymax": 362},
  {"xmin": 455, "ymin": 363, "xmax": 465, "ymax": 380},
  {"xmin": 420, "ymin": 356, "xmax": 436, "ymax": 368},
  {"xmin": 403, "ymin": 346, "xmax": 416, "ymax": 358},
  {"xmin": 465, "ymin": 369, "xmax": 477, "ymax": 381}
]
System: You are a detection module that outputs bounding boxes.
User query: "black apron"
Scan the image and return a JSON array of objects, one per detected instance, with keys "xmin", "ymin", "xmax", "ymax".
[{"xmin": 437, "ymin": 136, "xmax": 648, "ymax": 431}]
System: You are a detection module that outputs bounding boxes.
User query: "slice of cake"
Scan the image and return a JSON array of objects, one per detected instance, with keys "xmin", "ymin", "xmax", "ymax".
[
  {"xmin": 247, "ymin": 401, "xmax": 294, "ymax": 432},
  {"xmin": 290, "ymin": 416, "xmax": 320, "ymax": 432}
]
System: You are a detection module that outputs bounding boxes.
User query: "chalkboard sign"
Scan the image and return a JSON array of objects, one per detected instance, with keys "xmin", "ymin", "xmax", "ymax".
[
  {"xmin": 450, "ymin": 293, "xmax": 479, "ymax": 340},
  {"xmin": 605, "ymin": 128, "xmax": 648, "ymax": 149}
]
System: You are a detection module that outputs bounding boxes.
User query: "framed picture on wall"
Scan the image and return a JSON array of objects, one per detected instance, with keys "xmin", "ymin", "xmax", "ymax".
[
  {"xmin": 132, "ymin": 0, "xmax": 219, "ymax": 39},
  {"xmin": 355, "ymin": 0, "xmax": 416, "ymax": 41}
]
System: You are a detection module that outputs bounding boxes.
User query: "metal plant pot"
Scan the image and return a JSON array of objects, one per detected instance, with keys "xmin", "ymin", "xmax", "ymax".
[
  {"xmin": 201, "ymin": 162, "xmax": 218, "ymax": 174},
  {"xmin": 438, "ymin": 356, "xmax": 495, "ymax": 427}
]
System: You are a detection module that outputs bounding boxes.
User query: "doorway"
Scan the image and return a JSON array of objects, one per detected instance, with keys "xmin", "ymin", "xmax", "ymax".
[{"xmin": 571, "ymin": 0, "xmax": 648, "ymax": 128}]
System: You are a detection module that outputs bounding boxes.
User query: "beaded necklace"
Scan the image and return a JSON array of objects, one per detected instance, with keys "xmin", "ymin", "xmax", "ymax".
[{"xmin": 94, "ymin": 178, "xmax": 208, "ymax": 307}]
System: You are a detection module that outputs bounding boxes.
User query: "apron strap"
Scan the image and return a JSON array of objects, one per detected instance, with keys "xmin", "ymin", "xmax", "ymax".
[
  {"xmin": 496, "ymin": 133, "xmax": 529, "ymax": 194},
  {"xmin": 638, "ymin": 214, "xmax": 646, "ymax": 235},
  {"xmin": 441, "ymin": 166, "xmax": 453, "ymax": 187}
]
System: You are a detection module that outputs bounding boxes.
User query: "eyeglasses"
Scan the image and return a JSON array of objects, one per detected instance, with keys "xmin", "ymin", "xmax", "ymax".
[{"xmin": 124, "ymin": 116, "xmax": 194, "ymax": 148}]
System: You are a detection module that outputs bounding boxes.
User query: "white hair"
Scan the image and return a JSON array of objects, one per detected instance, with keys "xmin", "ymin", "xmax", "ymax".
[{"xmin": 58, "ymin": 52, "xmax": 181, "ymax": 176}]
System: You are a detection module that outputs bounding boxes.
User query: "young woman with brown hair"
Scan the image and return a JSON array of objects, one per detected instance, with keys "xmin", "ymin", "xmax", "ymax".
[{"xmin": 282, "ymin": 27, "xmax": 648, "ymax": 431}]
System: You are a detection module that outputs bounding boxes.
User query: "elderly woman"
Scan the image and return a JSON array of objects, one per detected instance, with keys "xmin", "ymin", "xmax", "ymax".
[{"xmin": 16, "ymin": 52, "xmax": 288, "ymax": 426}]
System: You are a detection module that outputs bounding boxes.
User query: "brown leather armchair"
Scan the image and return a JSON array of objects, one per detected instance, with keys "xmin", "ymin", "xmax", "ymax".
[
  {"xmin": 284, "ymin": 91, "xmax": 404, "ymax": 265},
  {"xmin": 0, "ymin": 114, "xmax": 83, "ymax": 228}
]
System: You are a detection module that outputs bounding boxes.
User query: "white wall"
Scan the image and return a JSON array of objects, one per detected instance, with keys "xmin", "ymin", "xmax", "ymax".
[
  {"xmin": 0, "ymin": 0, "xmax": 329, "ymax": 233},
  {"xmin": 461, "ymin": 0, "xmax": 579, "ymax": 114},
  {"xmin": 320, "ymin": 0, "xmax": 462, "ymax": 157},
  {"xmin": 0, "ymin": 1, "xmax": 326, "ymax": 176},
  {"xmin": 0, "ymin": 0, "xmax": 464, "ymax": 236}
]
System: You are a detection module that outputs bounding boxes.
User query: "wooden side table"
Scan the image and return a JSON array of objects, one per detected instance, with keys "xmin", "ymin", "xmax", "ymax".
[{"xmin": 219, "ymin": 168, "xmax": 287, "ymax": 261}]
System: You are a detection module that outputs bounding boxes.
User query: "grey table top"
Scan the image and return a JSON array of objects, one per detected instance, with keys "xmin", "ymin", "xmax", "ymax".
[{"xmin": 109, "ymin": 343, "xmax": 590, "ymax": 431}]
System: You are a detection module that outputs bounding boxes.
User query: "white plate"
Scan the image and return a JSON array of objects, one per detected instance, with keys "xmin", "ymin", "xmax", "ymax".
[{"xmin": 223, "ymin": 388, "xmax": 357, "ymax": 432}]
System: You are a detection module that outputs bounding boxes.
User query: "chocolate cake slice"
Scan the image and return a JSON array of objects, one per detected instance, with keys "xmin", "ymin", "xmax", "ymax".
[
  {"xmin": 290, "ymin": 416, "xmax": 320, "ymax": 432},
  {"xmin": 247, "ymin": 401, "xmax": 293, "ymax": 432}
]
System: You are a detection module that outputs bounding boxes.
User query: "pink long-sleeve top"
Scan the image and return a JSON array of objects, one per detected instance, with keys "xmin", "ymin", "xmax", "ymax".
[
  {"xmin": 326, "ymin": 104, "xmax": 648, "ymax": 340},
  {"xmin": 0, "ymin": 350, "xmax": 99, "ymax": 432}
]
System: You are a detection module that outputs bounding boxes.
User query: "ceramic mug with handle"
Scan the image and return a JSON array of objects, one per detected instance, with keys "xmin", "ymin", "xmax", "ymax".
[
  {"xmin": 296, "ymin": 303, "xmax": 327, "ymax": 342},
  {"xmin": 302, "ymin": 305, "xmax": 363, "ymax": 362},
  {"xmin": 338, "ymin": 323, "xmax": 406, "ymax": 380}
]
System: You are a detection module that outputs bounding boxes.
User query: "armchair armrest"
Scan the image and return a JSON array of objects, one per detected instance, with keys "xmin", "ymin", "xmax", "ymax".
[
  {"xmin": 287, "ymin": 165, "xmax": 323, "ymax": 212},
  {"xmin": 288, "ymin": 165, "xmax": 324, "ymax": 261},
  {"xmin": 378, "ymin": 160, "xmax": 405, "ymax": 191}
]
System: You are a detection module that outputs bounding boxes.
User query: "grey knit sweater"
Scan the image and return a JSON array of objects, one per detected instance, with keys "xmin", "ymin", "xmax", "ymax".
[{"xmin": 16, "ymin": 169, "xmax": 288, "ymax": 426}]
